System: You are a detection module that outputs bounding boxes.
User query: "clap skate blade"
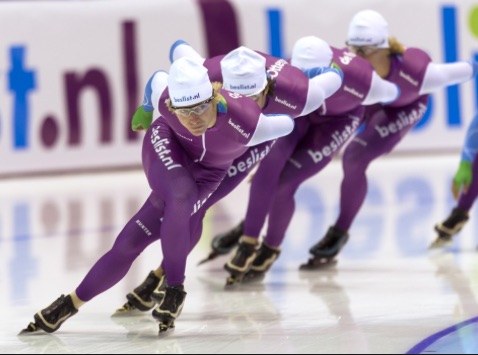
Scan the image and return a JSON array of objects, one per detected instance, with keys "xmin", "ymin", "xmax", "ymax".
[
  {"xmin": 197, "ymin": 251, "xmax": 220, "ymax": 265},
  {"xmin": 158, "ymin": 320, "xmax": 175, "ymax": 333},
  {"xmin": 18, "ymin": 322, "xmax": 41, "ymax": 335},
  {"xmin": 225, "ymin": 274, "xmax": 244, "ymax": 286},
  {"xmin": 111, "ymin": 301, "xmax": 142, "ymax": 317},
  {"xmin": 299, "ymin": 256, "xmax": 337, "ymax": 270}
]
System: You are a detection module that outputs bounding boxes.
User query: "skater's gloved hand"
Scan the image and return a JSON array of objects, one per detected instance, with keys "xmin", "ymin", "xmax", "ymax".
[
  {"xmin": 452, "ymin": 160, "xmax": 472, "ymax": 200},
  {"xmin": 131, "ymin": 106, "xmax": 153, "ymax": 131},
  {"xmin": 302, "ymin": 62, "xmax": 343, "ymax": 81},
  {"xmin": 302, "ymin": 67, "xmax": 324, "ymax": 78}
]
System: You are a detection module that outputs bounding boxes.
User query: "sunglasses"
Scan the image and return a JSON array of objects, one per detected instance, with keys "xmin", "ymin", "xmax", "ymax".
[
  {"xmin": 171, "ymin": 96, "xmax": 215, "ymax": 117},
  {"xmin": 346, "ymin": 44, "xmax": 380, "ymax": 55}
]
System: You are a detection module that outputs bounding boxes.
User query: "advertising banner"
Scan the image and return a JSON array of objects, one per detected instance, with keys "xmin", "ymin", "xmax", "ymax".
[{"xmin": 1, "ymin": 0, "xmax": 476, "ymax": 177}]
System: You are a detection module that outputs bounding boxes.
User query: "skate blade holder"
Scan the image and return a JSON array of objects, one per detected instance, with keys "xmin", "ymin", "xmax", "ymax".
[
  {"xmin": 225, "ymin": 274, "xmax": 244, "ymax": 287},
  {"xmin": 241, "ymin": 271, "xmax": 266, "ymax": 284},
  {"xmin": 197, "ymin": 251, "xmax": 220, "ymax": 266},
  {"xmin": 18, "ymin": 322, "xmax": 40, "ymax": 336},
  {"xmin": 428, "ymin": 232, "xmax": 453, "ymax": 249},
  {"xmin": 156, "ymin": 313, "xmax": 176, "ymax": 333},
  {"xmin": 111, "ymin": 300, "xmax": 149, "ymax": 317},
  {"xmin": 158, "ymin": 321, "xmax": 175, "ymax": 333},
  {"xmin": 299, "ymin": 257, "xmax": 337, "ymax": 270},
  {"xmin": 198, "ymin": 245, "xmax": 237, "ymax": 265}
]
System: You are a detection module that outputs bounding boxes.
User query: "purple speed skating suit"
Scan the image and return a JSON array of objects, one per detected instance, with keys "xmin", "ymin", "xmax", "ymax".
[
  {"xmin": 187, "ymin": 52, "xmax": 341, "ymax": 249},
  {"xmin": 73, "ymin": 52, "xmax": 340, "ymax": 300},
  {"xmin": 241, "ymin": 47, "xmax": 385, "ymax": 246},
  {"xmin": 75, "ymin": 87, "xmax": 287, "ymax": 299},
  {"xmin": 335, "ymin": 47, "xmax": 431, "ymax": 231}
]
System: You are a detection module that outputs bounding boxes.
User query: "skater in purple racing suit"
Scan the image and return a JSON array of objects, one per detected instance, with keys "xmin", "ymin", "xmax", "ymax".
[
  {"xmin": 112, "ymin": 42, "xmax": 345, "ymax": 311},
  {"xmin": 210, "ymin": 9, "xmax": 478, "ymax": 275},
  {"xmin": 20, "ymin": 56, "xmax": 321, "ymax": 334}
]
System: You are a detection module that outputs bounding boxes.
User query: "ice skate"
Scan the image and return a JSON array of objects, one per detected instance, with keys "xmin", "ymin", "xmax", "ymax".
[
  {"xmin": 243, "ymin": 242, "xmax": 281, "ymax": 283},
  {"xmin": 198, "ymin": 220, "xmax": 244, "ymax": 265},
  {"xmin": 152, "ymin": 285, "xmax": 187, "ymax": 333},
  {"xmin": 300, "ymin": 226, "xmax": 348, "ymax": 270},
  {"xmin": 19, "ymin": 294, "xmax": 78, "ymax": 335},
  {"xmin": 112, "ymin": 271, "xmax": 163, "ymax": 317},
  {"xmin": 429, "ymin": 208, "xmax": 469, "ymax": 249},
  {"xmin": 224, "ymin": 236, "xmax": 259, "ymax": 285},
  {"xmin": 309, "ymin": 226, "xmax": 348, "ymax": 258}
]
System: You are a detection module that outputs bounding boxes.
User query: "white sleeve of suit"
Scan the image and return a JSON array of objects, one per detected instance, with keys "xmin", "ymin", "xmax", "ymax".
[
  {"xmin": 246, "ymin": 113, "xmax": 294, "ymax": 147},
  {"xmin": 300, "ymin": 71, "xmax": 343, "ymax": 116},
  {"xmin": 362, "ymin": 71, "xmax": 400, "ymax": 105},
  {"xmin": 150, "ymin": 71, "xmax": 169, "ymax": 119},
  {"xmin": 170, "ymin": 40, "xmax": 205, "ymax": 63},
  {"xmin": 419, "ymin": 61, "xmax": 474, "ymax": 95}
]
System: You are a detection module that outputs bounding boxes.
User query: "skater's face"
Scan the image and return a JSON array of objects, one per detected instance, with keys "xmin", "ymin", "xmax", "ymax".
[
  {"xmin": 172, "ymin": 95, "xmax": 217, "ymax": 136},
  {"xmin": 246, "ymin": 90, "xmax": 267, "ymax": 109},
  {"xmin": 346, "ymin": 43, "xmax": 391, "ymax": 78},
  {"xmin": 346, "ymin": 42, "xmax": 382, "ymax": 57}
]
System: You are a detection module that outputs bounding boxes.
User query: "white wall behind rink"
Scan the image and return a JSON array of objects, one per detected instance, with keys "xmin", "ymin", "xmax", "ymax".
[{"xmin": 0, "ymin": 0, "xmax": 476, "ymax": 177}]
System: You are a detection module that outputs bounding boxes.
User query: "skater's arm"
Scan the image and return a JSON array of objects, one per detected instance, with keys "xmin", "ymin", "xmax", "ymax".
[
  {"xmin": 452, "ymin": 112, "xmax": 478, "ymax": 199},
  {"xmin": 169, "ymin": 40, "xmax": 205, "ymax": 63},
  {"xmin": 419, "ymin": 61, "xmax": 475, "ymax": 95},
  {"xmin": 132, "ymin": 70, "xmax": 168, "ymax": 131},
  {"xmin": 300, "ymin": 66, "xmax": 343, "ymax": 116},
  {"xmin": 246, "ymin": 113, "xmax": 294, "ymax": 147},
  {"xmin": 362, "ymin": 71, "xmax": 400, "ymax": 105}
]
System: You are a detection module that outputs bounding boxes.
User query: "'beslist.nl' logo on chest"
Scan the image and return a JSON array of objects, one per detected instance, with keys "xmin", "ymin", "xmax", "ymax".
[
  {"xmin": 398, "ymin": 71, "xmax": 419, "ymax": 86},
  {"xmin": 274, "ymin": 96, "xmax": 297, "ymax": 110},
  {"xmin": 150, "ymin": 126, "xmax": 182, "ymax": 170},
  {"xmin": 343, "ymin": 85, "xmax": 364, "ymax": 99},
  {"xmin": 228, "ymin": 118, "xmax": 251, "ymax": 138}
]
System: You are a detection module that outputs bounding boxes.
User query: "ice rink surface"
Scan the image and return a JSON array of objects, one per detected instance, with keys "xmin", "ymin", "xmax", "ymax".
[{"xmin": 1, "ymin": 154, "xmax": 477, "ymax": 354}]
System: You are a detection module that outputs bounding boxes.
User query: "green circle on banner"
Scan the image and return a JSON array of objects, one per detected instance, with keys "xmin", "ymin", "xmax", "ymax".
[{"xmin": 469, "ymin": 7, "xmax": 478, "ymax": 37}]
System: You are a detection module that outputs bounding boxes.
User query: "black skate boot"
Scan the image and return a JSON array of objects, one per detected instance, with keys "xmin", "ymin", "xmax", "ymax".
[
  {"xmin": 198, "ymin": 220, "xmax": 244, "ymax": 265},
  {"xmin": 244, "ymin": 242, "xmax": 281, "ymax": 282},
  {"xmin": 224, "ymin": 236, "xmax": 259, "ymax": 285},
  {"xmin": 152, "ymin": 285, "xmax": 187, "ymax": 333},
  {"xmin": 430, "ymin": 207, "xmax": 469, "ymax": 249},
  {"xmin": 19, "ymin": 294, "xmax": 78, "ymax": 334},
  {"xmin": 301, "ymin": 226, "xmax": 348, "ymax": 270},
  {"xmin": 113, "ymin": 271, "xmax": 162, "ymax": 316}
]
